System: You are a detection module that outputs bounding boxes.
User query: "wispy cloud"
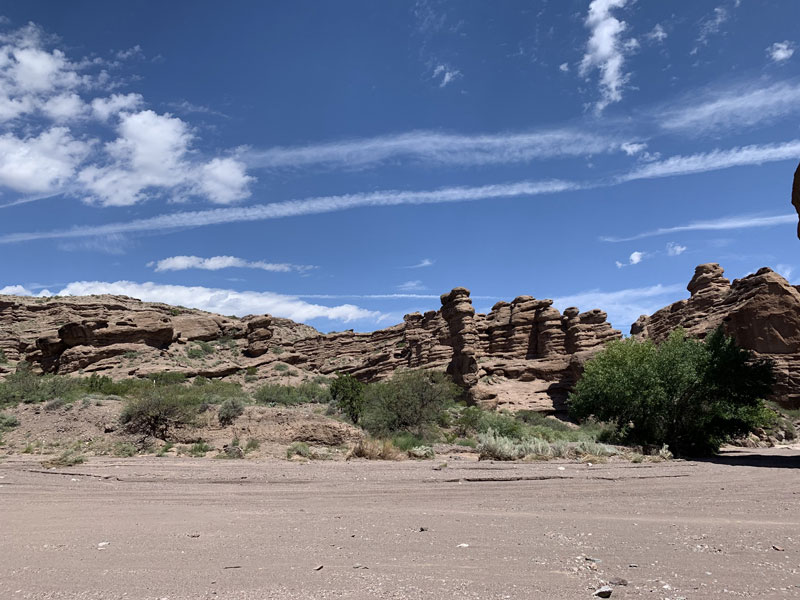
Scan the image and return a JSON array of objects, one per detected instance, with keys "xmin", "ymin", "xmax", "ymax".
[
  {"xmin": 9, "ymin": 280, "xmax": 381, "ymax": 323},
  {"xmin": 696, "ymin": 6, "xmax": 729, "ymax": 45},
  {"xmin": 767, "ymin": 41, "xmax": 796, "ymax": 63},
  {"xmin": 404, "ymin": 258, "xmax": 434, "ymax": 269},
  {"xmin": 0, "ymin": 179, "xmax": 579, "ymax": 244},
  {"xmin": 659, "ymin": 80, "xmax": 800, "ymax": 134},
  {"xmin": 579, "ymin": 0, "xmax": 636, "ymax": 112},
  {"xmin": 149, "ymin": 255, "xmax": 315, "ymax": 273},
  {"xmin": 601, "ymin": 213, "xmax": 796, "ymax": 242},
  {"xmin": 553, "ymin": 283, "xmax": 685, "ymax": 333},
  {"xmin": 244, "ymin": 129, "xmax": 632, "ymax": 171},
  {"xmin": 432, "ymin": 64, "xmax": 461, "ymax": 87},
  {"xmin": 397, "ymin": 280, "xmax": 426, "ymax": 292},
  {"xmin": 646, "ymin": 24, "xmax": 667, "ymax": 43},
  {"xmin": 666, "ymin": 242, "xmax": 687, "ymax": 256},
  {"xmin": 620, "ymin": 140, "xmax": 800, "ymax": 181}
]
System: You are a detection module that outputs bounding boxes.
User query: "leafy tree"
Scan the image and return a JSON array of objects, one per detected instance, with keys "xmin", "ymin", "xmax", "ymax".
[
  {"xmin": 330, "ymin": 373, "xmax": 365, "ymax": 424},
  {"xmin": 569, "ymin": 327, "xmax": 774, "ymax": 456},
  {"xmin": 119, "ymin": 389, "xmax": 198, "ymax": 440}
]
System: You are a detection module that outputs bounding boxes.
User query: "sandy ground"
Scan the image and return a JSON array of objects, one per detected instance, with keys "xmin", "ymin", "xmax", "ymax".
[{"xmin": 1, "ymin": 448, "xmax": 799, "ymax": 600}]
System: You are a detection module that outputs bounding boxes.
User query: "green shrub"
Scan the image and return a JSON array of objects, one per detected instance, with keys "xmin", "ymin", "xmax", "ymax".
[
  {"xmin": 187, "ymin": 441, "xmax": 212, "ymax": 457},
  {"xmin": 244, "ymin": 438, "xmax": 260, "ymax": 453},
  {"xmin": 274, "ymin": 363, "xmax": 289, "ymax": 372},
  {"xmin": 112, "ymin": 442, "xmax": 137, "ymax": 457},
  {"xmin": 0, "ymin": 412, "xmax": 20, "ymax": 431},
  {"xmin": 569, "ymin": 327, "xmax": 775, "ymax": 456},
  {"xmin": 119, "ymin": 389, "xmax": 198, "ymax": 440},
  {"xmin": 330, "ymin": 373, "xmax": 365, "ymax": 424},
  {"xmin": 287, "ymin": 441, "xmax": 311, "ymax": 459},
  {"xmin": 477, "ymin": 429, "xmax": 552, "ymax": 461},
  {"xmin": 391, "ymin": 432, "xmax": 426, "ymax": 451},
  {"xmin": 0, "ymin": 350, "xmax": 7, "ymax": 364},
  {"xmin": 0, "ymin": 363, "xmax": 84, "ymax": 406},
  {"xmin": 148, "ymin": 372, "xmax": 187, "ymax": 387},
  {"xmin": 360, "ymin": 370, "xmax": 460, "ymax": 436},
  {"xmin": 218, "ymin": 397, "xmax": 245, "ymax": 426},
  {"xmin": 253, "ymin": 382, "xmax": 330, "ymax": 405},
  {"xmin": 44, "ymin": 450, "xmax": 85, "ymax": 467}
]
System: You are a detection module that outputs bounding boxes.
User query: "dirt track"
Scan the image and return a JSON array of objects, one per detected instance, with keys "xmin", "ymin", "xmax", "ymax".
[{"xmin": 1, "ymin": 448, "xmax": 798, "ymax": 599}]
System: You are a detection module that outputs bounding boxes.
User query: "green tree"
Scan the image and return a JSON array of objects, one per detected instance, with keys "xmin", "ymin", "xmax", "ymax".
[
  {"xmin": 569, "ymin": 328, "xmax": 774, "ymax": 456},
  {"xmin": 330, "ymin": 373, "xmax": 365, "ymax": 424}
]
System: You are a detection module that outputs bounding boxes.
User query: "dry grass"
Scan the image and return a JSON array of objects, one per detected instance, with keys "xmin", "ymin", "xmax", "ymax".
[{"xmin": 346, "ymin": 438, "xmax": 403, "ymax": 461}]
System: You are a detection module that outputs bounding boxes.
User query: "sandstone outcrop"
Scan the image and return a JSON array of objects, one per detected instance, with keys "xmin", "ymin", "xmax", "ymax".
[
  {"xmin": 632, "ymin": 263, "xmax": 800, "ymax": 408},
  {"xmin": 3, "ymin": 263, "xmax": 796, "ymax": 412}
]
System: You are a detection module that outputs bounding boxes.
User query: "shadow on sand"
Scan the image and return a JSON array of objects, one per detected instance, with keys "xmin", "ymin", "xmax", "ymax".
[{"xmin": 697, "ymin": 447, "xmax": 800, "ymax": 469}]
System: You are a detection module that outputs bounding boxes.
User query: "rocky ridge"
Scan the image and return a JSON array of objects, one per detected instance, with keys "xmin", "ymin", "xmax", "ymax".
[
  {"xmin": 632, "ymin": 264, "xmax": 800, "ymax": 408},
  {"xmin": 1, "ymin": 262, "xmax": 798, "ymax": 410}
]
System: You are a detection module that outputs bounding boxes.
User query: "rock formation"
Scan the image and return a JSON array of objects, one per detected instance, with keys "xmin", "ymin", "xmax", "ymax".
[
  {"xmin": 0, "ymin": 287, "xmax": 621, "ymax": 413},
  {"xmin": 632, "ymin": 263, "xmax": 800, "ymax": 409},
  {"xmin": 2, "ymin": 262, "xmax": 797, "ymax": 411}
]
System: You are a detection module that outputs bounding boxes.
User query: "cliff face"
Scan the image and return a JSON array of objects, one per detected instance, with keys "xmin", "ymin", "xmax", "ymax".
[
  {"xmin": 632, "ymin": 264, "xmax": 800, "ymax": 409},
  {"xmin": 2, "ymin": 262, "xmax": 797, "ymax": 411},
  {"xmin": 0, "ymin": 288, "xmax": 620, "ymax": 413}
]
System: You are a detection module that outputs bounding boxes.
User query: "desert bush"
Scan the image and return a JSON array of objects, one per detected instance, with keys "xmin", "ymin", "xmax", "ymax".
[
  {"xmin": 347, "ymin": 437, "xmax": 403, "ymax": 460},
  {"xmin": 112, "ymin": 442, "xmax": 137, "ymax": 457},
  {"xmin": 0, "ymin": 350, "xmax": 7, "ymax": 364},
  {"xmin": 273, "ymin": 363, "xmax": 289, "ymax": 372},
  {"xmin": 119, "ymin": 389, "xmax": 198, "ymax": 440},
  {"xmin": 253, "ymin": 381, "xmax": 330, "ymax": 405},
  {"xmin": 244, "ymin": 438, "xmax": 260, "ymax": 453},
  {"xmin": 286, "ymin": 441, "xmax": 311, "ymax": 459},
  {"xmin": 187, "ymin": 441, "xmax": 212, "ymax": 457},
  {"xmin": 477, "ymin": 429, "xmax": 552, "ymax": 461},
  {"xmin": 0, "ymin": 363, "xmax": 84, "ymax": 406},
  {"xmin": 218, "ymin": 397, "xmax": 245, "ymax": 426},
  {"xmin": 360, "ymin": 370, "xmax": 460, "ymax": 436},
  {"xmin": 0, "ymin": 412, "xmax": 19, "ymax": 431},
  {"xmin": 44, "ymin": 450, "xmax": 85, "ymax": 467},
  {"xmin": 569, "ymin": 327, "xmax": 775, "ymax": 456},
  {"xmin": 330, "ymin": 373, "xmax": 365, "ymax": 424},
  {"xmin": 407, "ymin": 445, "xmax": 435, "ymax": 459}
]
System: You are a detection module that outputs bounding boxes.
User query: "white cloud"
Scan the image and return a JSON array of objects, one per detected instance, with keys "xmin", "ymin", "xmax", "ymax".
[
  {"xmin": 90, "ymin": 93, "xmax": 143, "ymax": 121},
  {"xmin": 115, "ymin": 45, "xmax": 143, "ymax": 60},
  {"xmin": 659, "ymin": 80, "xmax": 800, "ymax": 134},
  {"xmin": 151, "ymin": 255, "xmax": 315, "ymax": 273},
  {"xmin": 602, "ymin": 213, "xmax": 796, "ymax": 242},
  {"xmin": 666, "ymin": 242, "xmax": 687, "ymax": 256},
  {"xmin": 397, "ymin": 280, "xmax": 426, "ymax": 292},
  {"xmin": 620, "ymin": 141, "xmax": 647, "ymax": 155},
  {"xmin": 0, "ymin": 284, "xmax": 33, "ymax": 295},
  {"xmin": 245, "ymin": 129, "xmax": 634, "ymax": 170},
  {"xmin": 559, "ymin": 62, "xmax": 569, "ymax": 72},
  {"xmin": 579, "ymin": 0, "xmax": 635, "ymax": 112},
  {"xmin": 615, "ymin": 250, "xmax": 645, "ymax": 268},
  {"xmin": 404, "ymin": 258, "xmax": 434, "ymax": 269},
  {"xmin": 646, "ymin": 24, "xmax": 667, "ymax": 43},
  {"xmin": 195, "ymin": 157, "xmax": 254, "ymax": 205},
  {"xmin": 0, "ymin": 127, "xmax": 91, "ymax": 193},
  {"xmin": 0, "ymin": 179, "xmax": 579, "ymax": 244},
  {"xmin": 432, "ymin": 64, "xmax": 461, "ymax": 87},
  {"xmin": 620, "ymin": 140, "xmax": 800, "ymax": 182},
  {"xmin": 47, "ymin": 280, "xmax": 381, "ymax": 323},
  {"xmin": 767, "ymin": 41, "xmax": 796, "ymax": 63},
  {"xmin": 553, "ymin": 283, "xmax": 685, "ymax": 333},
  {"xmin": 78, "ymin": 110, "xmax": 253, "ymax": 206},
  {"xmin": 40, "ymin": 92, "xmax": 86, "ymax": 121},
  {"xmin": 0, "ymin": 23, "xmax": 252, "ymax": 208}
]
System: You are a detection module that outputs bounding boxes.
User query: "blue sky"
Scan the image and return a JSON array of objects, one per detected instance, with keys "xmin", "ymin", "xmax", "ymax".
[{"xmin": 0, "ymin": 0, "xmax": 798, "ymax": 333}]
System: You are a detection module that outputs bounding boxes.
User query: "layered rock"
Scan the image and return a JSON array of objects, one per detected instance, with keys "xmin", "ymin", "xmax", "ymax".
[
  {"xmin": 632, "ymin": 263, "xmax": 800, "ymax": 408},
  {"xmin": 0, "ymin": 286, "xmax": 622, "ymax": 413}
]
